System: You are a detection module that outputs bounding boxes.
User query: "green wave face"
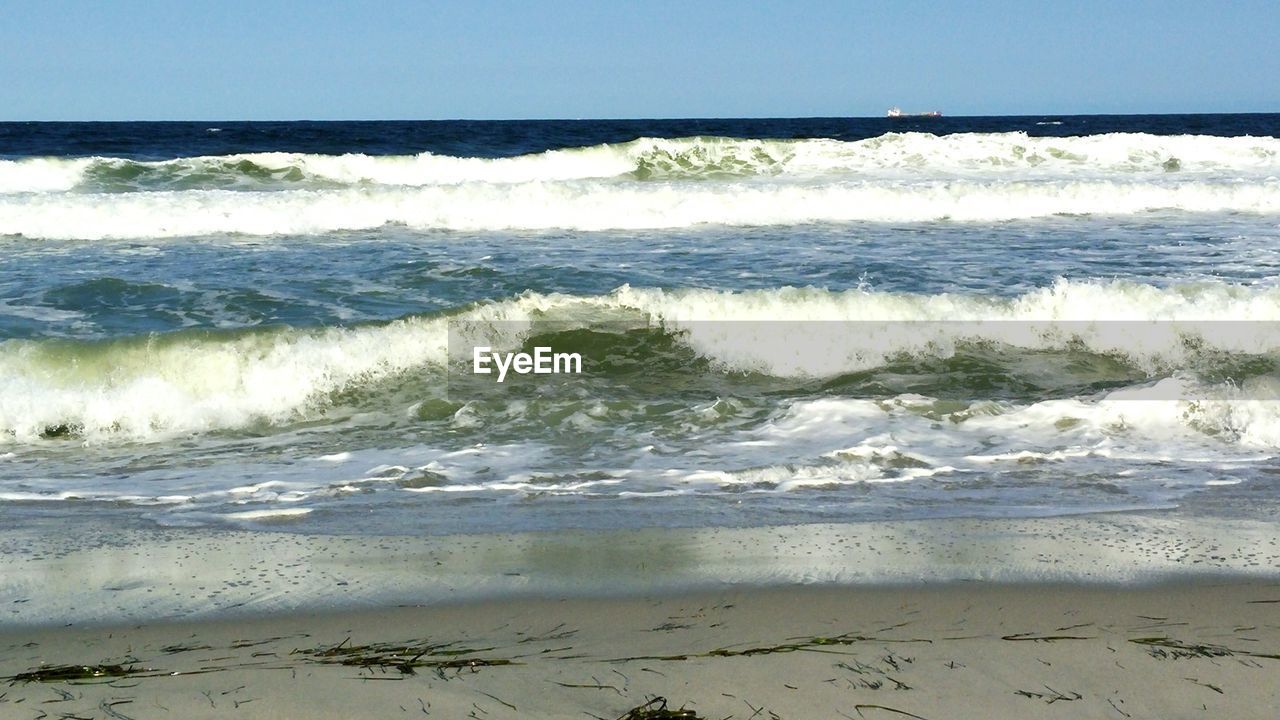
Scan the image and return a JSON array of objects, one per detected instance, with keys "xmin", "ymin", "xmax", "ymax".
[
  {"xmin": 627, "ymin": 138, "xmax": 796, "ymax": 180},
  {"xmin": 4, "ymin": 306, "xmax": 1279, "ymax": 444},
  {"xmin": 81, "ymin": 157, "xmax": 313, "ymax": 192}
]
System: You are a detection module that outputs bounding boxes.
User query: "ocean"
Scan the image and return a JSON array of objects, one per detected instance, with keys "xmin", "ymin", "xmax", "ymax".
[{"xmin": 2, "ymin": 115, "xmax": 1279, "ymax": 538}]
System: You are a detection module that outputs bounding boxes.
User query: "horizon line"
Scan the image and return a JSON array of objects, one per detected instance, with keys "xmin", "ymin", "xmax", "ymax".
[{"xmin": 2, "ymin": 110, "xmax": 1279, "ymax": 123}]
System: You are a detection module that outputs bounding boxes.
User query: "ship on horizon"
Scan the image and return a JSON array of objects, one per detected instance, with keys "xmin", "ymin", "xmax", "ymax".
[{"xmin": 887, "ymin": 107, "xmax": 942, "ymax": 118}]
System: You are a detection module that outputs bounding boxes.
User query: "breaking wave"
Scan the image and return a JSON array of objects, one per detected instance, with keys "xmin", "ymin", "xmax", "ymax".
[
  {"xmin": 2, "ymin": 279, "xmax": 1279, "ymax": 443},
  {"xmin": 4, "ymin": 132, "xmax": 1280, "ymax": 193},
  {"xmin": 0, "ymin": 132, "xmax": 1278, "ymax": 238}
]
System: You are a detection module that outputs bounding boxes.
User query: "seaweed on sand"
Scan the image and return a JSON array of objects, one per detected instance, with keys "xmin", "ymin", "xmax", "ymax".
[
  {"xmin": 5, "ymin": 663, "xmax": 161, "ymax": 684},
  {"xmin": 159, "ymin": 643, "xmax": 212, "ymax": 654},
  {"xmin": 1130, "ymin": 637, "xmax": 1236, "ymax": 659},
  {"xmin": 291, "ymin": 637, "xmax": 517, "ymax": 675},
  {"xmin": 611, "ymin": 632, "xmax": 928, "ymax": 663},
  {"xmin": 615, "ymin": 697, "xmax": 703, "ymax": 719},
  {"xmin": 1130, "ymin": 636, "xmax": 1280, "ymax": 661}
]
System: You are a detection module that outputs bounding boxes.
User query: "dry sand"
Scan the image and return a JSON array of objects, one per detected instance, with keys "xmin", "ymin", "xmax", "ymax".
[{"xmin": 2, "ymin": 581, "xmax": 1279, "ymax": 719}]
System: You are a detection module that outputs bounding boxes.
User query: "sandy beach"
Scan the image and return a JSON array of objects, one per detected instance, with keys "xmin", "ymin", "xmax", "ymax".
[
  {"xmin": 2, "ymin": 515, "xmax": 1279, "ymax": 718},
  {"xmin": 2, "ymin": 580, "xmax": 1278, "ymax": 719}
]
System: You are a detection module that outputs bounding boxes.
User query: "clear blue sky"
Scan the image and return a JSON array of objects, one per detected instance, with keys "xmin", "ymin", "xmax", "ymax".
[{"xmin": 3, "ymin": 0, "xmax": 1277, "ymax": 120}]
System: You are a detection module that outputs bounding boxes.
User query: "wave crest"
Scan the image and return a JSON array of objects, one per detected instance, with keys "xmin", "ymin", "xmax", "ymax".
[
  {"xmin": 3, "ymin": 280, "xmax": 1279, "ymax": 443},
  {"xmin": 3, "ymin": 132, "xmax": 1277, "ymax": 238},
  {"xmin": 3, "ymin": 131, "xmax": 1279, "ymax": 193}
]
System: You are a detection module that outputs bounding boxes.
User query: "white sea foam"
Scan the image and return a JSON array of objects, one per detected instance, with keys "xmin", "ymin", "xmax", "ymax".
[
  {"xmin": 1, "ymin": 132, "xmax": 1278, "ymax": 238},
  {"xmin": 1, "ymin": 280, "xmax": 1279, "ymax": 444},
  {"xmin": 4, "ymin": 132, "xmax": 1279, "ymax": 192},
  {"xmin": 612, "ymin": 280, "xmax": 1280, "ymax": 376},
  {"xmin": 221, "ymin": 508, "xmax": 312, "ymax": 520},
  {"xmin": 1, "ymin": 178, "xmax": 1277, "ymax": 239},
  {"xmin": 0, "ymin": 318, "xmax": 449, "ymax": 442},
  {"xmin": 678, "ymin": 380, "xmax": 1280, "ymax": 497},
  {"xmin": 0, "ymin": 157, "xmax": 94, "ymax": 193},
  {"xmin": 5, "ymin": 384, "xmax": 1275, "ymax": 517}
]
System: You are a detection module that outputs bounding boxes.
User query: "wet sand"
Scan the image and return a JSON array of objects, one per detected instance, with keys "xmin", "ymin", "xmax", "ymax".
[{"xmin": 4, "ymin": 514, "xmax": 1279, "ymax": 626}]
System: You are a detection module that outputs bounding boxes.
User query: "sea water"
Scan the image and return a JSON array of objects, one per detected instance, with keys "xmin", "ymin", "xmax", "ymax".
[{"xmin": 2, "ymin": 115, "xmax": 1279, "ymax": 536}]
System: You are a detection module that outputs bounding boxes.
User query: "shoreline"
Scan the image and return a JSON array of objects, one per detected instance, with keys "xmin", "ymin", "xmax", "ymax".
[{"xmin": 4, "ymin": 511, "xmax": 1279, "ymax": 629}]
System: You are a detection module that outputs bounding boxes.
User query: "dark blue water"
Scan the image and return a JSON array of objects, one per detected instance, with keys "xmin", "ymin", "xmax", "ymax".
[{"xmin": 3, "ymin": 114, "xmax": 1277, "ymax": 160}]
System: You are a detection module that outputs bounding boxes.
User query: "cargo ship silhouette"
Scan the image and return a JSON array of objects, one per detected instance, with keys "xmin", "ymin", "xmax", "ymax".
[{"xmin": 887, "ymin": 107, "xmax": 942, "ymax": 118}]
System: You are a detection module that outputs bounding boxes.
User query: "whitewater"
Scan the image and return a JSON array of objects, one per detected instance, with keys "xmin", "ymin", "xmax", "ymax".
[
  {"xmin": 2, "ymin": 116, "xmax": 1279, "ymax": 534},
  {"xmin": 2, "ymin": 132, "xmax": 1280, "ymax": 239}
]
